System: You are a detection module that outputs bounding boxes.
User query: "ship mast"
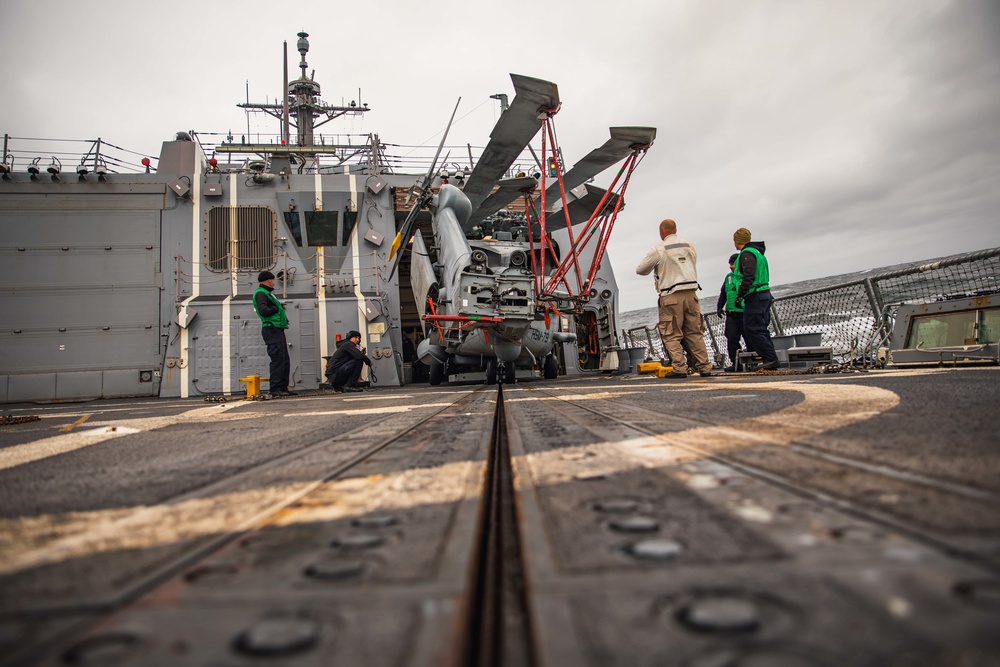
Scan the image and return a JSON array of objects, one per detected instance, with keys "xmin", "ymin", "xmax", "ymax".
[{"xmin": 219, "ymin": 31, "xmax": 369, "ymax": 161}]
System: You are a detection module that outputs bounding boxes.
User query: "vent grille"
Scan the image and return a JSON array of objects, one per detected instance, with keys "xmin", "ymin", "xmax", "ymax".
[{"xmin": 206, "ymin": 206, "xmax": 276, "ymax": 272}]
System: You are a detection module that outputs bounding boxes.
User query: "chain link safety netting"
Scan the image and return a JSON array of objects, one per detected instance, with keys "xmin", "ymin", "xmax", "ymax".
[{"xmin": 623, "ymin": 248, "xmax": 1000, "ymax": 368}]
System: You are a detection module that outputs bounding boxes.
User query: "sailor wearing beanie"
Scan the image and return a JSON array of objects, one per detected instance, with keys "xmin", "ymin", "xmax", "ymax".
[
  {"xmin": 324, "ymin": 329, "xmax": 372, "ymax": 393},
  {"xmin": 716, "ymin": 253, "xmax": 751, "ymax": 370},
  {"xmin": 252, "ymin": 270, "xmax": 293, "ymax": 396},
  {"xmin": 733, "ymin": 228, "xmax": 779, "ymax": 370}
]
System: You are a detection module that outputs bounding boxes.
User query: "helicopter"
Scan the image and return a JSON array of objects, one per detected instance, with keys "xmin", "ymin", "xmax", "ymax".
[{"xmin": 390, "ymin": 74, "xmax": 656, "ymax": 385}]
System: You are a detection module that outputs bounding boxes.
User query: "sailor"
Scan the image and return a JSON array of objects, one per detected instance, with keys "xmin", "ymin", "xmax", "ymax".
[
  {"xmin": 717, "ymin": 253, "xmax": 752, "ymax": 371},
  {"xmin": 252, "ymin": 270, "xmax": 293, "ymax": 396},
  {"xmin": 733, "ymin": 228, "xmax": 779, "ymax": 370},
  {"xmin": 635, "ymin": 219, "xmax": 714, "ymax": 378},
  {"xmin": 325, "ymin": 330, "xmax": 372, "ymax": 393}
]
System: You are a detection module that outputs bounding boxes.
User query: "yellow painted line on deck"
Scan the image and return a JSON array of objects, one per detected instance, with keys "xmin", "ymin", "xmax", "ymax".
[
  {"xmin": 617, "ymin": 380, "xmax": 900, "ymax": 458},
  {"xmin": 58, "ymin": 414, "xmax": 91, "ymax": 432}
]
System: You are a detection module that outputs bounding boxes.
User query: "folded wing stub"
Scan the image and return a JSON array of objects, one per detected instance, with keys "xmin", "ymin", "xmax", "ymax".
[{"xmin": 462, "ymin": 74, "xmax": 560, "ymax": 233}]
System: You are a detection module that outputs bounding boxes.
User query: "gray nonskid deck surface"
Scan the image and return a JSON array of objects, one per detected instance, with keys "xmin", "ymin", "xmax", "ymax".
[{"xmin": 0, "ymin": 369, "xmax": 998, "ymax": 665}]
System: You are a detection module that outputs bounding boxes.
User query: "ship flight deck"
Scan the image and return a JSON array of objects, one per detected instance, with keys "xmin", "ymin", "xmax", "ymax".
[{"xmin": 1, "ymin": 368, "xmax": 999, "ymax": 666}]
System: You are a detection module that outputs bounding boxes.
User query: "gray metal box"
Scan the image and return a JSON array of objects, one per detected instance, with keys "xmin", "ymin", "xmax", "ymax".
[
  {"xmin": 168, "ymin": 178, "xmax": 190, "ymax": 197},
  {"xmin": 787, "ymin": 346, "xmax": 833, "ymax": 368},
  {"xmin": 364, "ymin": 228, "xmax": 384, "ymax": 246}
]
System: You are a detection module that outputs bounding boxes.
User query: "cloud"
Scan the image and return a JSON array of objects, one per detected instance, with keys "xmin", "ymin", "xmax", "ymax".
[
  {"xmin": 2, "ymin": 0, "xmax": 996, "ymax": 314},
  {"xmin": 610, "ymin": 0, "xmax": 1000, "ymax": 311}
]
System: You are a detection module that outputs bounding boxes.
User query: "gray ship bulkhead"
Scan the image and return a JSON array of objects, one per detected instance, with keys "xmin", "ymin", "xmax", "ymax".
[
  {"xmin": 0, "ymin": 137, "xmax": 625, "ymax": 403},
  {"xmin": 0, "ymin": 138, "xmax": 411, "ymax": 402}
]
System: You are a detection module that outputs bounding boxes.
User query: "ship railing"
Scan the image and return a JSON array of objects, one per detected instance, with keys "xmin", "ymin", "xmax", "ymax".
[
  {"xmin": 623, "ymin": 247, "xmax": 1000, "ymax": 368},
  {"xmin": 0, "ymin": 134, "xmax": 156, "ymax": 175},
  {"xmin": 198, "ymin": 130, "xmax": 539, "ymax": 179}
]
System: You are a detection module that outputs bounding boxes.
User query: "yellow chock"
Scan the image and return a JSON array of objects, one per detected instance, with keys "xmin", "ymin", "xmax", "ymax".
[
  {"xmin": 638, "ymin": 361, "xmax": 676, "ymax": 378},
  {"xmin": 637, "ymin": 362, "xmax": 663, "ymax": 374},
  {"xmin": 238, "ymin": 375, "xmax": 269, "ymax": 399}
]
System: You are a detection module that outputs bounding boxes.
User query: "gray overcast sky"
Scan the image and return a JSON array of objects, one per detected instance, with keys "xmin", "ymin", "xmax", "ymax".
[{"xmin": 2, "ymin": 0, "xmax": 998, "ymax": 313}]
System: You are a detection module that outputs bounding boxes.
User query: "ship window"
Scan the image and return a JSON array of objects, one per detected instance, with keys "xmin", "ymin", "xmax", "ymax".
[
  {"xmin": 978, "ymin": 308, "xmax": 1000, "ymax": 344},
  {"xmin": 342, "ymin": 211, "xmax": 358, "ymax": 245},
  {"xmin": 206, "ymin": 205, "xmax": 276, "ymax": 272},
  {"xmin": 305, "ymin": 210, "xmax": 339, "ymax": 246},
  {"xmin": 906, "ymin": 310, "xmax": 978, "ymax": 347},
  {"xmin": 283, "ymin": 211, "xmax": 303, "ymax": 246}
]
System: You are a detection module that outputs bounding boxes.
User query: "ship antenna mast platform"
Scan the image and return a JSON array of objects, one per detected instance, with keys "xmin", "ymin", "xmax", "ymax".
[{"xmin": 218, "ymin": 31, "xmax": 370, "ymax": 159}]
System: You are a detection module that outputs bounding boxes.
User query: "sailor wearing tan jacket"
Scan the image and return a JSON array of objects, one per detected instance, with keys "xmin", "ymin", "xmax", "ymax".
[{"xmin": 635, "ymin": 219, "xmax": 714, "ymax": 377}]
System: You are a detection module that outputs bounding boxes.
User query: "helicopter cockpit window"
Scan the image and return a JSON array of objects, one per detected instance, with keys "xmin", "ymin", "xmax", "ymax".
[
  {"xmin": 304, "ymin": 210, "xmax": 339, "ymax": 246},
  {"xmin": 206, "ymin": 205, "xmax": 276, "ymax": 272}
]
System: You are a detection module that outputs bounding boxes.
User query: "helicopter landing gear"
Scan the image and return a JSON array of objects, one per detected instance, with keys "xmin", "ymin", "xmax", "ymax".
[
  {"xmin": 486, "ymin": 360, "xmax": 516, "ymax": 385},
  {"xmin": 429, "ymin": 363, "xmax": 444, "ymax": 386},
  {"xmin": 503, "ymin": 361, "xmax": 516, "ymax": 385},
  {"xmin": 543, "ymin": 353, "xmax": 558, "ymax": 379}
]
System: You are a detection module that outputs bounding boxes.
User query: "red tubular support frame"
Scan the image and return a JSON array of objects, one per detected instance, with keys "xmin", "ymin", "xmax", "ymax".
[
  {"xmin": 541, "ymin": 150, "xmax": 641, "ymax": 298},
  {"xmin": 422, "ymin": 314, "xmax": 505, "ymax": 324}
]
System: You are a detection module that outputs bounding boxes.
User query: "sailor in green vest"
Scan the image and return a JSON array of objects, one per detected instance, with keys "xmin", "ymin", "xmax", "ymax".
[
  {"xmin": 716, "ymin": 253, "xmax": 752, "ymax": 371},
  {"xmin": 253, "ymin": 270, "xmax": 292, "ymax": 396},
  {"xmin": 733, "ymin": 228, "xmax": 779, "ymax": 370}
]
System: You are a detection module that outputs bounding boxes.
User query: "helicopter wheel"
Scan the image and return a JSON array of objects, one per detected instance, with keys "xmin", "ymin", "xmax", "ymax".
[
  {"xmin": 429, "ymin": 364, "xmax": 444, "ymax": 386},
  {"xmin": 485, "ymin": 360, "xmax": 497, "ymax": 386},
  {"xmin": 504, "ymin": 362, "xmax": 516, "ymax": 385},
  {"xmin": 543, "ymin": 353, "xmax": 558, "ymax": 379}
]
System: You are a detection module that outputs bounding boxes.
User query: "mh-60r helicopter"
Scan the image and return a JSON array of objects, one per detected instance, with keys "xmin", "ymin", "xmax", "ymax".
[{"xmin": 389, "ymin": 74, "xmax": 656, "ymax": 385}]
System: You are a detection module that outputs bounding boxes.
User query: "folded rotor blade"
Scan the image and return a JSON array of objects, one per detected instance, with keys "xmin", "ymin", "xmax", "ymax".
[
  {"xmin": 465, "ymin": 176, "xmax": 537, "ymax": 229},
  {"xmin": 387, "ymin": 98, "xmax": 462, "ymax": 280},
  {"xmin": 543, "ymin": 126, "xmax": 656, "ymax": 204},
  {"xmin": 387, "ymin": 200, "xmax": 422, "ymax": 279},
  {"xmin": 546, "ymin": 183, "xmax": 622, "ymax": 231},
  {"xmin": 462, "ymin": 74, "xmax": 559, "ymax": 231}
]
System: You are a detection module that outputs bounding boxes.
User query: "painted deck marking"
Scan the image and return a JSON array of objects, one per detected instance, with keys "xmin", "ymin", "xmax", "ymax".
[
  {"xmin": 0, "ymin": 403, "xmax": 248, "ymax": 472},
  {"xmin": 58, "ymin": 414, "xmax": 92, "ymax": 433}
]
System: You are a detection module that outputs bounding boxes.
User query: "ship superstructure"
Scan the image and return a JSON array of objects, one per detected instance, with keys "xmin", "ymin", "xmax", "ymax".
[{"xmin": 0, "ymin": 32, "xmax": 652, "ymax": 403}]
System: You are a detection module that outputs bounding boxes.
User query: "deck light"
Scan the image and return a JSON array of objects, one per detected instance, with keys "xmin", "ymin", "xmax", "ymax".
[{"xmin": 47, "ymin": 157, "xmax": 62, "ymax": 180}]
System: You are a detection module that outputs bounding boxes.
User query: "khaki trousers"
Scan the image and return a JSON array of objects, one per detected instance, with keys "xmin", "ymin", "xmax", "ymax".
[{"xmin": 657, "ymin": 289, "xmax": 712, "ymax": 374}]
